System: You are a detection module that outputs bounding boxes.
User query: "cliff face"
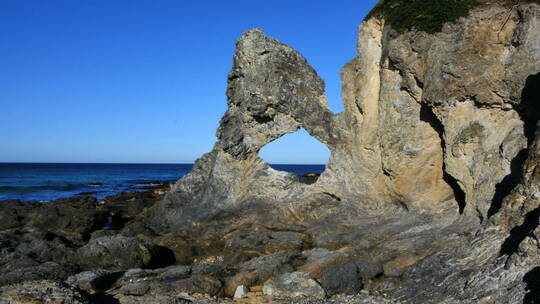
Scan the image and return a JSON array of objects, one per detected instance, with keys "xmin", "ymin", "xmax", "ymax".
[
  {"xmin": 151, "ymin": 2, "xmax": 540, "ymax": 302},
  {"xmin": 156, "ymin": 2, "xmax": 538, "ymax": 226}
]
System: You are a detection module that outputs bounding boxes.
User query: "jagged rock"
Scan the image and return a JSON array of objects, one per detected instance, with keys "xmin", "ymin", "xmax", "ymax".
[
  {"xmin": 0, "ymin": 200, "xmax": 41, "ymax": 230},
  {"xmin": 320, "ymin": 261, "xmax": 363, "ymax": 296},
  {"xmin": 1, "ymin": 1, "xmax": 537, "ymax": 304},
  {"xmin": 0, "ymin": 229, "xmax": 79, "ymax": 286},
  {"xmin": 152, "ymin": 0, "xmax": 540, "ymax": 228},
  {"xmin": 263, "ymin": 271, "xmax": 325, "ymax": 299},
  {"xmin": 149, "ymin": 1, "xmax": 539, "ymax": 302},
  {"xmin": 0, "ymin": 280, "xmax": 92, "ymax": 304},
  {"xmin": 73, "ymin": 235, "xmax": 175, "ymax": 271},
  {"xmin": 25, "ymin": 196, "xmax": 109, "ymax": 243}
]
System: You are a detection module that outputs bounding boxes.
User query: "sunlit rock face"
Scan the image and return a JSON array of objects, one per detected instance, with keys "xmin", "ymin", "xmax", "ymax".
[
  {"xmin": 150, "ymin": 3, "xmax": 540, "ymax": 302},
  {"xmin": 155, "ymin": 2, "xmax": 538, "ymax": 227}
]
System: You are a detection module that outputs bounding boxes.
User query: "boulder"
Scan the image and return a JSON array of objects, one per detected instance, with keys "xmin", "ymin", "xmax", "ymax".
[
  {"xmin": 73, "ymin": 235, "xmax": 175, "ymax": 271},
  {"xmin": 320, "ymin": 261, "xmax": 363, "ymax": 296},
  {"xmin": 262, "ymin": 272, "xmax": 325, "ymax": 299}
]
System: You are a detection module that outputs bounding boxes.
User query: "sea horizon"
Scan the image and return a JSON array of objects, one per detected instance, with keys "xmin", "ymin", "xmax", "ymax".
[
  {"xmin": 0, "ymin": 162, "xmax": 326, "ymax": 202},
  {"xmin": 0, "ymin": 161, "xmax": 327, "ymax": 165}
]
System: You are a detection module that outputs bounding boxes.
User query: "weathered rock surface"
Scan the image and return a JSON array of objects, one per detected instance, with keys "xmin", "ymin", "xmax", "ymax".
[
  {"xmin": 65, "ymin": 269, "xmax": 118, "ymax": 292},
  {"xmin": 73, "ymin": 235, "xmax": 175, "ymax": 271},
  {"xmin": 0, "ymin": 197, "xmax": 108, "ymax": 243},
  {"xmin": 146, "ymin": 1, "xmax": 540, "ymax": 303},
  {"xmin": 1, "ymin": 1, "xmax": 539, "ymax": 304},
  {"xmin": 320, "ymin": 261, "xmax": 363, "ymax": 296},
  {"xmin": 0, "ymin": 280, "xmax": 92, "ymax": 304},
  {"xmin": 354, "ymin": 258, "xmax": 382, "ymax": 280},
  {"xmin": 263, "ymin": 272, "xmax": 326, "ymax": 299},
  {"xmin": 0, "ymin": 229, "xmax": 79, "ymax": 286},
  {"xmin": 223, "ymin": 252, "xmax": 305, "ymax": 296}
]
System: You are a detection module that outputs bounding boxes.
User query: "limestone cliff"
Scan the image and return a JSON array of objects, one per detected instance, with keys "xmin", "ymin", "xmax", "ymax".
[{"xmin": 150, "ymin": 1, "xmax": 540, "ymax": 303}]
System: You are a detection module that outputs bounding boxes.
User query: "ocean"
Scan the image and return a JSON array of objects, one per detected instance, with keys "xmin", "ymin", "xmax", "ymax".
[{"xmin": 0, "ymin": 163, "xmax": 325, "ymax": 202}]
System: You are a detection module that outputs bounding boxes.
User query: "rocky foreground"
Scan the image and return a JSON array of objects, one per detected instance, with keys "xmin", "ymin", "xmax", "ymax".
[
  {"xmin": 0, "ymin": 184, "xmax": 386, "ymax": 304},
  {"xmin": 2, "ymin": 1, "xmax": 540, "ymax": 303}
]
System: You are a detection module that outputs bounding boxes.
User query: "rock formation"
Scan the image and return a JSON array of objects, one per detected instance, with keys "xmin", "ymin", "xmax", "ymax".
[
  {"xmin": 1, "ymin": 1, "xmax": 539, "ymax": 303},
  {"xmin": 148, "ymin": 1, "xmax": 540, "ymax": 302}
]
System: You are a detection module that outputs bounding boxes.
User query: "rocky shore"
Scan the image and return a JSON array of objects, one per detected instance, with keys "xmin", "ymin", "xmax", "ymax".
[
  {"xmin": 2, "ymin": 1, "xmax": 540, "ymax": 303},
  {"xmin": 0, "ymin": 183, "xmax": 385, "ymax": 304}
]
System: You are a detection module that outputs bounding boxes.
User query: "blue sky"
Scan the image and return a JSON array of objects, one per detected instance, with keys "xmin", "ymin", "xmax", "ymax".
[{"xmin": 0, "ymin": 0, "xmax": 378, "ymax": 164}]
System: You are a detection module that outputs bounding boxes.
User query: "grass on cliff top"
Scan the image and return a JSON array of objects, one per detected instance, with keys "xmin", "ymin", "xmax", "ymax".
[
  {"xmin": 366, "ymin": 0, "xmax": 480, "ymax": 33},
  {"xmin": 366, "ymin": 0, "xmax": 539, "ymax": 34}
]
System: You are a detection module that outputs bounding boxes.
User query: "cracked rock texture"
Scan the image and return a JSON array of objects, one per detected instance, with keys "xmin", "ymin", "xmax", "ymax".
[
  {"xmin": 155, "ymin": 3, "xmax": 539, "ymax": 228},
  {"xmin": 148, "ymin": 1, "xmax": 540, "ymax": 303},
  {"xmin": 0, "ymin": 2, "xmax": 538, "ymax": 303}
]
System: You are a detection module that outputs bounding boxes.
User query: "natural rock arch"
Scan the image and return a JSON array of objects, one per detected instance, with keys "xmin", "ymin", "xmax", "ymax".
[{"xmin": 259, "ymin": 128, "xmax": 330, "ymax": 166}]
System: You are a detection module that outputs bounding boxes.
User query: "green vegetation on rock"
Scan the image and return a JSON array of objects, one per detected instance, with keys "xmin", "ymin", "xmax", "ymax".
[
  {"xmin": 367, "ymin": 0, "xmax": 540, "ymax": 33},
  {"xmin": 366, "ymin": 0, "xmax": 481, "ymax": 33}
]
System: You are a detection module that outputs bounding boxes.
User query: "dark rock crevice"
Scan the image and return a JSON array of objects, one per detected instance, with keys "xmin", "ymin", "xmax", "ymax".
[
  {"xmin": 523, "ymin": 266, "xmax": 540, "ymax": 304},
  {"xmin": 500, "ymin": 206, "xmax": 540, "ymax": 255},
  {"xmin": 518, "ymin": 73, "xmax": 540, "ymax": 146},
  {"xmin": 488, "ymin": 148, "xmax": 528, "ymax": 217},
  {"xmin": 488, "ymin": 72, "xmax": 540, "ymax": 218},
  {"xmin": 419, "ymin": 103, "xmax": 467, "ymax": 214}
]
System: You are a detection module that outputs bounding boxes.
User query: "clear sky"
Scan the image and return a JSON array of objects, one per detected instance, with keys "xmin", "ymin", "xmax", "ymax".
[{"xmin": 0, "ymin": 0, "xmax": 378, "ymax": 164}]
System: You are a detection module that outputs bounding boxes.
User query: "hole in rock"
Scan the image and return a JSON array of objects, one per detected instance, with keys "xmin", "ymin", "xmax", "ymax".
[{"xmin": 259, "ymin": 128, "xmax": 330, "ymax": 184}]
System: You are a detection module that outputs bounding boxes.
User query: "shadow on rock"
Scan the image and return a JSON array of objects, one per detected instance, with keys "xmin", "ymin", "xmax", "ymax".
[
  {"xmin": 91, "ymin": 271, "xmax": 125, "ymax": 291},
  {"xmin": 488, "ymin": 148, "xmax": 528, "ymax": 218},
  {"xmin": 523, "ymin": 267, "xmax": 540, "ymax": 304},
  {"xmin": 500, "ymin": 207, "xmax": 540, "ymax": 255},
  {"xmin": 91, "ymin": 293, "xmax": 120, "ymax": 304},
  {"xmin": 148, "ymin": 246, "xmax": 177, "ymax": 269},
  {"xmin": 488, "ymin": 72, "xmax": 540, "ymax": 218},
  {"xmin": 519, "ymin": 73, "xmax": 540, "ymax": 146}
]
